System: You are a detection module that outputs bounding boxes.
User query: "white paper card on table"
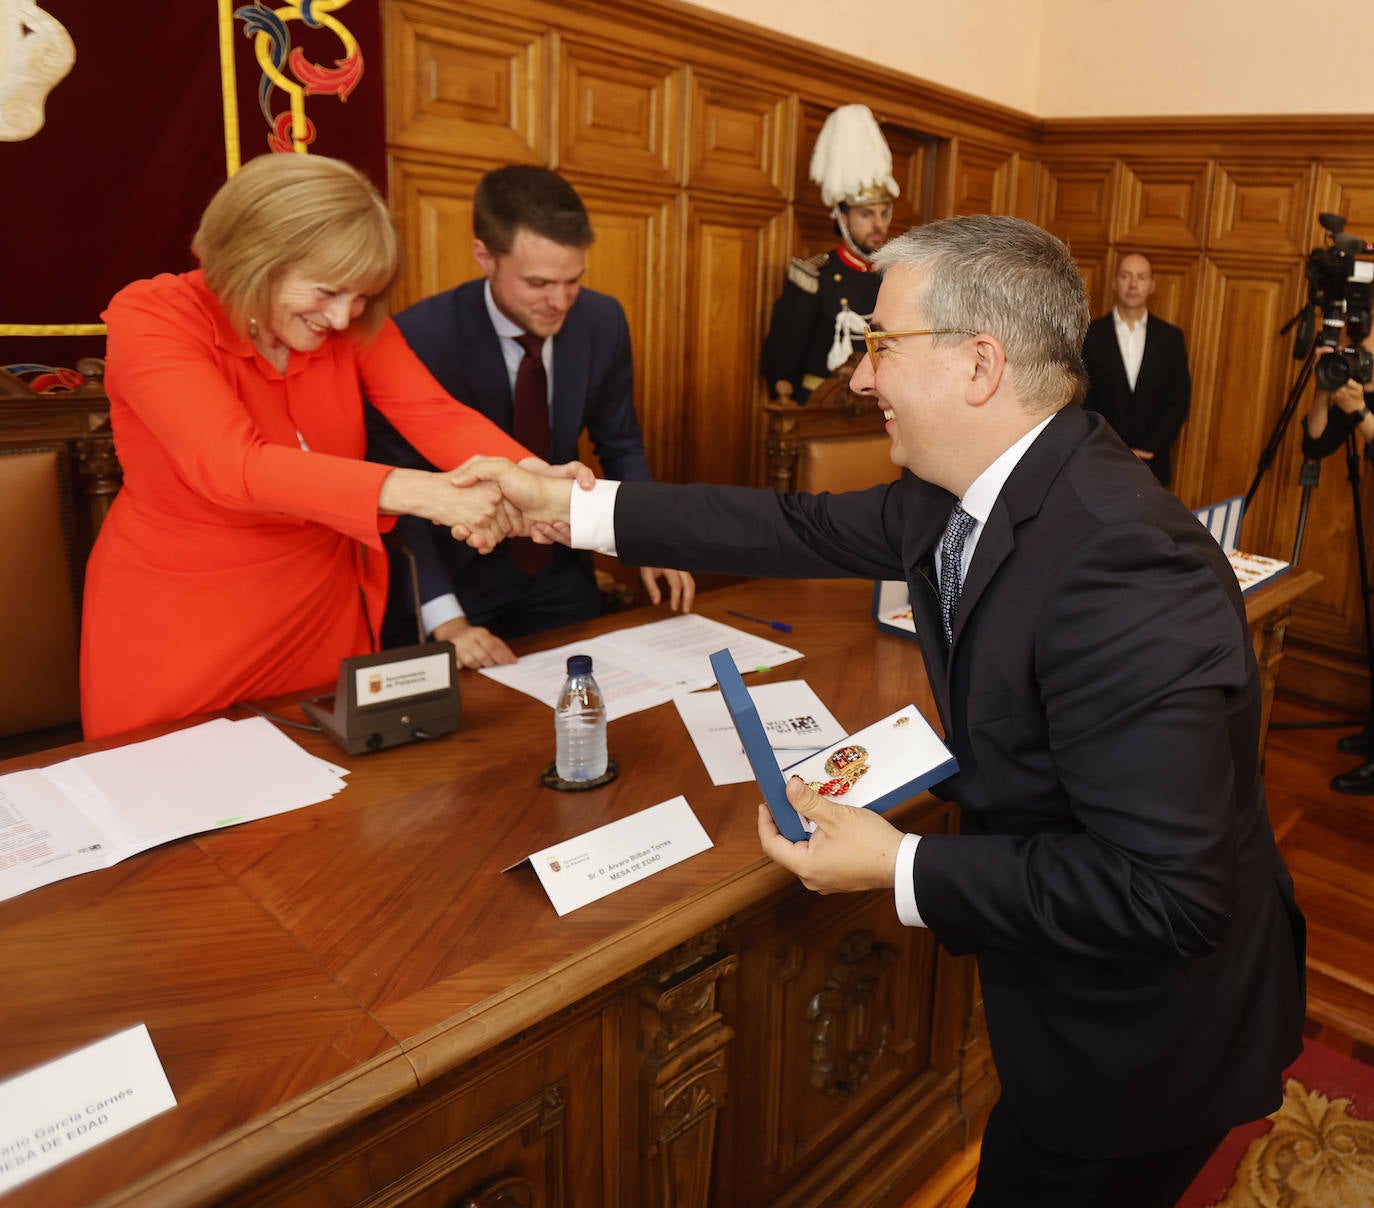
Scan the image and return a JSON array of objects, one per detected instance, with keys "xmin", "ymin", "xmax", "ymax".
[
  {"xmin": 479, "ymin": 614, "xmax": 803, "ymax": 720},
  {"xmin": 0, "ymin": 1024, "xmax": 176, "ymax": 1195},
  {"xmin": 518, "ymin": 796, "xmax": 712, "ymax": 916},
  {"xmin": 0, "ymin": 717, "xmax": 350, "ymax": 904},
  {"xmin": 673, "ymin": 680, "xmax": 847, "ymax": 785},
  {"xmin": 1226, "ymin": 550, "xmax": 1290, "ymax": 595}
]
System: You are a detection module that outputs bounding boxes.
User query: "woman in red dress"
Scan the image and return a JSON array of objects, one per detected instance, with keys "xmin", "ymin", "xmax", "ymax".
[{"xmin": 82, "ymin": 154, "xmax": 564, "ymax": 739}]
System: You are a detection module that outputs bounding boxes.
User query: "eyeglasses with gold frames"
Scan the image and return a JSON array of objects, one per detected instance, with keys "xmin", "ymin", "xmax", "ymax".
[{"xmin": 862, "ymin": 325, "xmax": 976, "ymax": 371}]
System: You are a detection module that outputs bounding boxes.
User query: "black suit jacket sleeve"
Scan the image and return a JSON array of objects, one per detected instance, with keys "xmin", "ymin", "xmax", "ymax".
[{"xmin": 1137, "ymin": 322, "xmax": 1191, "ymax": 457}]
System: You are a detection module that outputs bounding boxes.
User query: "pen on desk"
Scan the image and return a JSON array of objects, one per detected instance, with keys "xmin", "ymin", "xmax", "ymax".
[{"xmin": 727, "ymin": 609, "xmax": 793, "ymax": 633}]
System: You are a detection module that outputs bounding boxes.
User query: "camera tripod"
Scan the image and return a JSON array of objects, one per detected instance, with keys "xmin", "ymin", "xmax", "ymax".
[{"xmin": 1248, "ymin": 342, "xmax": 1374, "ymax": 785}]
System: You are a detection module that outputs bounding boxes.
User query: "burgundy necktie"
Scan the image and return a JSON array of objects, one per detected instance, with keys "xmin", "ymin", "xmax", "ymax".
[{"xmin": 509, "ymin": 332, "xmax": 552, "ymax": 575}]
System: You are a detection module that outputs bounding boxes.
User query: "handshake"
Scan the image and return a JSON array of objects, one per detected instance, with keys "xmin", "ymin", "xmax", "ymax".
[{"xmin": 434, "ymin": 454, "xmax": 593, "ymax": 553}]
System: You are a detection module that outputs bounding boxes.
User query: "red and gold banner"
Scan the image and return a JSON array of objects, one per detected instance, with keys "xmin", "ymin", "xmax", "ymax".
[{"xmin": 0, "ymin": 0, "xmax": 384, "ymax": 379}]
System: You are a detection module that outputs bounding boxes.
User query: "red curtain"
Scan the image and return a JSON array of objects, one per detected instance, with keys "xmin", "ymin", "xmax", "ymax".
[{"xmin": 0, "ymin": 1, "xmax": 384, "ymax": 378}]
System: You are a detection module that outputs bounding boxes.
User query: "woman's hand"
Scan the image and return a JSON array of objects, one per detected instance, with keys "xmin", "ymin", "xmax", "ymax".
[
  {"xmin": 447, "ymin": 456, "xmax": 577, "ymax": 541},
  {"xmin": 377, "ymin": 467, "xmax": 513, "ymax": 552}
]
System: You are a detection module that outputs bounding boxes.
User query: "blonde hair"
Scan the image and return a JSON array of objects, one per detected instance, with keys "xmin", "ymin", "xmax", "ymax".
[{"xmin": 192, "ymin": 154, "xmax": 400, "ymax": 340}]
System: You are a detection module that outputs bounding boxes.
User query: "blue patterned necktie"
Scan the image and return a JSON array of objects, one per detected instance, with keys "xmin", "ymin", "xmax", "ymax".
[{"xmin": 940, "ymin": 503, "xmax": 975, "ymax": 645}]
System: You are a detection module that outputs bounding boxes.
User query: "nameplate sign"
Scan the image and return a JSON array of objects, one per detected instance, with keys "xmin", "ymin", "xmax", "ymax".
[
  {"xmin": 506, "ymin": 796, "xmax": 712, "ymax": 916},
  {"xmin": 0, "ymin": 1024, "xmax": 176, "ymax": 1194}
]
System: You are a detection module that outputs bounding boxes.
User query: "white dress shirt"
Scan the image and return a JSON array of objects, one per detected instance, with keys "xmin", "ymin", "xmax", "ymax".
[{"xmin": 1112, "ymin": 307, "xmax": 1148, "ymax": 392}]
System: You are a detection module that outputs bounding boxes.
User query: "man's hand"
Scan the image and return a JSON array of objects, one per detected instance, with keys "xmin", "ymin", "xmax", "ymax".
[
  {"xmin": 516, "ymin": 456, "xmax": 597, "ymax": 491},
  {"xmin": 639, "ymin": 567, "xmax": 695, "ymax": 612},
  {"xmin": 449, "ymin": 456, "xmax": 576, "ymax": 538},
  {"xmin": 432, "ymin": 617, "xmax": 516, "ymax": 669},
  {"xmin": 757, "ymin": 777, "xmax": 904, "ymax": 895}
]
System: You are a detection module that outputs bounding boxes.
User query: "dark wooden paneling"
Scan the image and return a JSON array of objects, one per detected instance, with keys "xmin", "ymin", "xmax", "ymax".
[
  {"xmin": 386, "ymin": 1, "xmax": 546, "ymax": 161},
  {"xmin": 687, "ymin": 72, "xmax": 792, "ymax": 201},
  {"xmin": 1114, "ymin": 158, "xmax": 1211, "ymax": 249},
  {"xmin": 681, "ymin": 196, "xmax": 789, "ymax": 485},
  {"xmin": 1208, "ymin": 159, "xmax": 1316, "ymax": 257},
  {"xmin": 556, "ymin": 37, "xmax": 682, "ymax": 185},
  {"xmin": 1038, "ymin": 158, "xmax": 1116, "ymax": 246}
]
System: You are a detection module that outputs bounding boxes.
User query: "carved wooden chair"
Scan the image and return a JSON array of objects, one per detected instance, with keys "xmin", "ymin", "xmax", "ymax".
[{"xmin": 762, "ymin": 352, "xmax": 900, "ymax": 493}]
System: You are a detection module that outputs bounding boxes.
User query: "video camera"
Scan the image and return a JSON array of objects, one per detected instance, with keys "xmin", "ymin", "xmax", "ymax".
[{"xmin": 1297, "ymin": 213, "xmax": 1374, "ymax": 391}]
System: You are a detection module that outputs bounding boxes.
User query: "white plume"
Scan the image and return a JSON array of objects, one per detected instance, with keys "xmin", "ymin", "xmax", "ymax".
[{"xmin": 809, "ymin": 104, "xmax": 899, "ymax": 209}]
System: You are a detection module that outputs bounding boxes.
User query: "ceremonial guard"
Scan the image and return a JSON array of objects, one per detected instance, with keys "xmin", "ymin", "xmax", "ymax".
[{"xmin": 761, "ymin": 103, "xmax": 898, "ymax": 403}]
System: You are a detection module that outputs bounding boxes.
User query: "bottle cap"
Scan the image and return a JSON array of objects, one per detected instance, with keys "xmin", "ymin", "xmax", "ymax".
[{"xmin": 567, "ymin": 654, "xmax": 593, "ymax": 676}]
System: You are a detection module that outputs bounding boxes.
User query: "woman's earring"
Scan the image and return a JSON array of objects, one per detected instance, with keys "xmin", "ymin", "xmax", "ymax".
[{"xmin": 248, "ymin": 317, "xmax": 259, "ymax": 339}]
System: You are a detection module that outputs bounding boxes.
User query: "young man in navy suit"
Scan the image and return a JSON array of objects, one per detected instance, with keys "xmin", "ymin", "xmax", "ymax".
[
  {"xmin": 366, "ymin": 165, "xmax": 692, "ymax": 667},
  {"xmin": 1082, "ymin": 252, "xmax": 1192, "ymax": 487},
  {"xmin": 471, "ymin": 216, "xmax": 1305, "ymax": 1207}
]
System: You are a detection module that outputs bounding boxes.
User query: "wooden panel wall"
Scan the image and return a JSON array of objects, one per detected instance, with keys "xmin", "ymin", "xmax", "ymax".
[
  {"xmin": 381, "ymin": 0, "xmax": 1038, "ymax": 488},
  {"xmin": 1040, "ymin": 119, "xmax": 1374, "ymax": 711},
  {"xmin": 381, "ymin": 0, "xmax": 1372, "ymax": 710}
]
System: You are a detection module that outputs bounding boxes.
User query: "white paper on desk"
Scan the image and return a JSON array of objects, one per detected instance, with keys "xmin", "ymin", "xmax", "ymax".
[
  {"xmin": 40, "ymin": 717, "xmax": 347, "ymax": 848},
  {"xmin": 0, "ymin": 770, "xmax": 119, "ymax": 900},
  {"xmin": 0, "ymin": 718, "xmax": 350, "ymax": 904},
  {"xmin": 525, "ymin": 795, "xmax": 712, "ymax": 916},
  {"xmin": 604, "ymin": 614, "xmax": 801, "ymax": 687},
  {"xmin": 674, "ymin": 680, "xmax": 847, "ymax": 785},
  {"xmin": 0, "ymin": 1023, "xmax": 176, "ymax": 1196},
  {"xmin": 480, "ymin": 614, "xmax": 802, "ymax": 719},
  {"xmin": 479, "ymin": 637, "xmax": 689, "ymax": 721}
]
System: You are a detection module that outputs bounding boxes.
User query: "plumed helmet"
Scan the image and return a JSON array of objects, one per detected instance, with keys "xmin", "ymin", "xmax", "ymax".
[{"xmin": 809, "ymin": 104, "xmax": 900, "ymax": 211}]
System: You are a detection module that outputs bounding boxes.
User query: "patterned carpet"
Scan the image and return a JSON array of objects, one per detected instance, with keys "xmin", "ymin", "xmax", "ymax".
[{"xmin": 1178, "ymin": 1040, "xmax": 1374, "ymax": 1207}]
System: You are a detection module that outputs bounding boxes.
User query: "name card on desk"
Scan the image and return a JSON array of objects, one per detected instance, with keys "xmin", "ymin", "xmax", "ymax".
[
  {"xmin": 0, "ymin": 1024, "xmax": 176, "ymax": 1195},
  {"xmin": 506, "ymin": 796, "xmax": 712, "ymax": 916}
]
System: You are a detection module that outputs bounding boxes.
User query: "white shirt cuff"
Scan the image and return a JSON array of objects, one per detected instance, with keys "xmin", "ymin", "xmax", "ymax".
[
  {"xmin": 894, "ymin": 832, "xmax": 926, "ymax": 928},
  {"xmin": 420, "ymin": 593, "xmax": 464, "ymax": 635},
  {"xmin": 569, "ymin": 478, "xmax": 620, "ymax": 555}
]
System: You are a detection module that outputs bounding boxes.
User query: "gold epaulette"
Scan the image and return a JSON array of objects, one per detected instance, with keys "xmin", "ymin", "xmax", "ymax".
[{"xmin": 786, "ymin": 252, "xmax": 828, "ymax": 295}]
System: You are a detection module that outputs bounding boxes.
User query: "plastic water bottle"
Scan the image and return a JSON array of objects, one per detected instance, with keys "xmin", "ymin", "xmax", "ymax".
[{"xmin": 555, "ymin": 654, "xmax": 608, "ymax": 782}]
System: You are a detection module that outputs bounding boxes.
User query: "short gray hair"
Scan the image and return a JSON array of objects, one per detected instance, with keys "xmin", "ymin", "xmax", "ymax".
[{"xmin": 872, "ymin": 215, "xmax": 1089, "ymax": 410}]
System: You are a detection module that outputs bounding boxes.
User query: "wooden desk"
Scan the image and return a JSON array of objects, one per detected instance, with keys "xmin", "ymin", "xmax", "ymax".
[
  {"xmin": 1245, "ymin": 567, "xmax": 1323, "ymax": 756},
  {"xmin": 0, "ymin": 580, "xmax": 993, "ymax": 1208}
]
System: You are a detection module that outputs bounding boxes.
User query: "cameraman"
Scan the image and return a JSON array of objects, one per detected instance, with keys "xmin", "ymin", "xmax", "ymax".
[
  {"xmin": 1302, "ymin": 334, "xmax": 1374, "ymax": 790},
  {"xmin": 1302, "ymin": 358, "xmax": 1374, "ymax": 456}
]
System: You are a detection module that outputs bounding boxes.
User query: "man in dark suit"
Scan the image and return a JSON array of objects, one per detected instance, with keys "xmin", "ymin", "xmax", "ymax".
[
  {"xmin": 366, "ymin": 165, "xmax": 692, "ymax": 667},
  {"xmin": 474, "ymin": 215, "xmax": 1306, "ymax": 1206},
  {"xmin": 1082, "ymin": 252, "xmax": 1191, "ymax": 487}
]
